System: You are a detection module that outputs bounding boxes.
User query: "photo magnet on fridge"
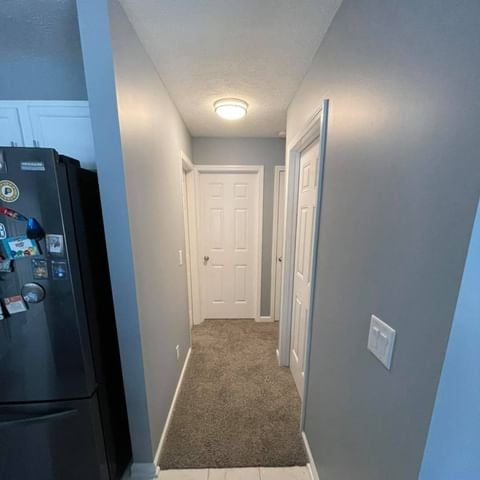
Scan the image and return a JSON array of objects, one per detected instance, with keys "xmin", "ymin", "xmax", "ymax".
[
  {"xmin": 1, "ymin": 235, "xmax": 41, "ymax": 259},
  {"xmin": 0, "ymin": 259, "xmax": 13, "ymax": 273},
  {"xmin": 46, "ymin": 234, "xmax": 64, "ymax": 255},
  {"xmin": 32, "ymin": 259, "xmax": 48, "ymax": 279},
  {"xmin": 4, "ymin": 295, "xmax": 28, "ymax": 315},
  {"xmin": 51, "ymin": 260, "xmax": 68, "ymax": 280}
]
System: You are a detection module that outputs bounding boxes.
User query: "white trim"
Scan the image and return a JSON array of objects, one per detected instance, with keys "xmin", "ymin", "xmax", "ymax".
[
  {"xmin": 270, "ymin": 165, "xmax": 286, "ymax": 321},
  {"xmin": 124, "ymin": 463, "xmax": 159, "ymax": 480},
  {"xmin": 278, "ymin": 101, "xmax": 329, "ymax": 418},
  {"xmin": 256, "ymin": 315, "xmax": 273, "ymax": 323},
  {"xmin": 180, "ymin": 151, "xmax": 201, "ymax": 326},
  {"xmin": 194, "ymin": 165, "xmax": 264, "ymax": 322},
  {"xmin": 154, "ymin": 347, "xmax": 192, "ymax": 467},
  {"xmin": 194, "ymin": 165, "xmax": 262, "ymax": 174},
  {"xmin": 302, "ymin": 431, "xmax": 320, "ymax": 480}
]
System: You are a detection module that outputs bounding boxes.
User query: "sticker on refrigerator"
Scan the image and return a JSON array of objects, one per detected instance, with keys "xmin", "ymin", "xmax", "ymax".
[
  {"xmin": 0, "ymin": 180, "xmax": 19, "ymax": 203},
  {"xmin": 46, "ymin": 234, "xmax": 64, "ymax": 255},
  {"xmin": 0, "ymin": 259, "xmax": 13, "ymax": 273},
  {"xmin": 1, "ymin": 235, "xmax": 40, "ymax": 259},
  {"xmin": 3, "ymin": 295, "xmax": 27, "ymax": 315},
  {"xmin": 21, "ymin": 161, "xmax": 46, "ymax": 172},
  {"xmin": 0, "ymin": 151, "xmax": 6, "ymax": 173},
  {"xmin": 32, "ymin": 259, "xmax": 48, "ymax": 279},
  {"xmin": 0, "ymin": 223, "xmax": 7, "ymax": 240},
  {"xmin": 51, "ymin": 260, "xmax": 68, "ymax": 280},
  {"xmin": 21, "ymin": 283, "xmax": 46, "ymax": 304}
]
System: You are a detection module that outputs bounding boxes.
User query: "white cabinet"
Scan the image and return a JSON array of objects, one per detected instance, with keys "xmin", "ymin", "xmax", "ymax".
[
  {"xmin": 0, "ymin": 107, "xmax": 25, "ymax": 147},
  {"xmin": 0, "ymin": 101, "xmax": 95, "ymax": 170}
]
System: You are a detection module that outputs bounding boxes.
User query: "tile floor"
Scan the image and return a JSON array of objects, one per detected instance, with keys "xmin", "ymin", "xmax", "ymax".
[{"xmin": 157, "ymin": 466, "xmax": 311, "ymax": 480}]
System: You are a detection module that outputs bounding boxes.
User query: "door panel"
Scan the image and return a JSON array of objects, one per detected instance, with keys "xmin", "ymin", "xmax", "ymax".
[
  {"xmin": 27, "ymin": 106, "xmax": 95, "ymax": 170},
  {"xmin": 199, "ymin": 172, "xmax": 259, "ymax": 319},
  {"xmin": 0, "ymin": 148, "xmax": 96, "ymax": 403},
  {"xmin": 0, "ymin": 395, "xmax": 108, "ymax": 480},
  {"xmin": 0, "ymin": 108, "xmax": 24, "ymax": 147},
  {"xmin": 290, "ymin": 141, "xmax": 319, "ymax": 396}
]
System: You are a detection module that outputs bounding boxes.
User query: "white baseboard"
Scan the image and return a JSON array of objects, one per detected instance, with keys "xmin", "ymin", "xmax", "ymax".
[
  {"xmin": 124, "ymin": 463, "xmax": 159, "ymax": 480},
  {"xmin": 256, "ymin": 315, "xmax": 273, "ymax": 322},
  {"xmin": 154, "ymin": 347, "xmax": 192, "ymax": 467},
  {"xmin": 302, "ymin": 431, "xmax": 320, "ymax": 480}
]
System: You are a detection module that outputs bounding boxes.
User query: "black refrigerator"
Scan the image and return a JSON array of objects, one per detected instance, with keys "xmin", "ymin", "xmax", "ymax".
[{"xmin": 0, "ymin": 148, "xmax": 131, "ymax": 479}]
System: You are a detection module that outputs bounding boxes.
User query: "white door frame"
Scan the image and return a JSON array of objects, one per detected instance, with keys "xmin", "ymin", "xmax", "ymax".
[
  {"xmin": 194, "ymin": 165, "xmax": 264, "ymax": 321},
  {"xmin": 270, "ymin": 165, "xmax": 286, "ymax": 322},
  {"xmin": 278, "ymin": 100, "xmax": 329, "ymax": 422},
  {"xmin": 180, "ymin": 151, "xmax": 201, "ymax": 326}
]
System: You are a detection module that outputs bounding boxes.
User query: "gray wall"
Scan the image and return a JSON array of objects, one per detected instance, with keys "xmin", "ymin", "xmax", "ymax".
[
  {"xmin": 76, "ymin": 0, "xmax": 192, "ymax": 466},
  {"xmin": 287, "ymin": 1, "xmax": 480, "ymax": 479},
  {"xmin": 0, "ymin": 0, "xmax": 87, "ymax": 100},
  {"xmin": 419, "ymin": 200, "xmax": 480, "ymax": 479},
  {"xmin": 76, "ymin": 0, "xmax": 152, "ymax": 464},
  {"xmin": 193, "ymin": 137, "xmax": 285, "ymax": 317},
  {"xmin": 109, "ymin": 0, "xmax": 192, "ymax": 451}
]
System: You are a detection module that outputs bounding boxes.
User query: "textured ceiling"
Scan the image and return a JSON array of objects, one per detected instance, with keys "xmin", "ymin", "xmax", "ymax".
[{"xmin": 119, "ymin": 0, "xmax": 342, "ymax": 137}]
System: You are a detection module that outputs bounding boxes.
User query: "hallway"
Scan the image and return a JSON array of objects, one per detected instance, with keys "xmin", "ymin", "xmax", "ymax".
[{"xmin": 159, "ymin": 320, "xmax": 307, "ymax": 470}]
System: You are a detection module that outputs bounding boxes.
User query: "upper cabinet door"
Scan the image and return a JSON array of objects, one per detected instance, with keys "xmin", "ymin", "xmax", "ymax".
[
  {"xmin": 27, "ymin": 104, "xmax": 96, "ymax": 170},
  {"xmin": 0, "ymin": 107, "xmax": 25, "ymax": 147}
]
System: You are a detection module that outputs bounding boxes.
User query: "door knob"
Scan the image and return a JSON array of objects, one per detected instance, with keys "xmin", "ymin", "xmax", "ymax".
[
  {"xmin": 278, "ymin": 256, "xmax": 282, "ymax": 262},
  {"xmin": 203, "ymin": 255, "xmax": 210, "ymax": 262}
]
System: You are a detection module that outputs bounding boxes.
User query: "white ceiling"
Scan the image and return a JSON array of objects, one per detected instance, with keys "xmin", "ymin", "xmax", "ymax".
[{"xmin": 119, "ymin": 0, "xmax": 342, "ymax": 137}]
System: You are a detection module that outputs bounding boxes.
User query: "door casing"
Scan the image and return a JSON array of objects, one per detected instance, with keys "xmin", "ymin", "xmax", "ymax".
[
  {"xmin": 270, "ymin": 165, "xmax": 286, "ymax": 322},
  {"xmin": 278, "ymin": 100, "xmax": 329, "ymax": 426},
  {"xmin": 180, "ymin": 151, "xmax": 201, "ymax": 327}
]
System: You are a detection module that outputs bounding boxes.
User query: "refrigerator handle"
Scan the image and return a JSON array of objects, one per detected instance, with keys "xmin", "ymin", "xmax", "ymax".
[{"xmin": 0, "ymin": 408, "xmax": 77, "ymax": 429}]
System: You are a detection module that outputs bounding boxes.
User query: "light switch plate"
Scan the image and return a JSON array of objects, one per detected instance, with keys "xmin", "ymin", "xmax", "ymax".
[
  {"xmin": 178, "ymin": 249, "xmax": 183, "ymax": 266},
  {"xmin": 368, "ymin": 315, "xmax": 396, "ymax": 370}
]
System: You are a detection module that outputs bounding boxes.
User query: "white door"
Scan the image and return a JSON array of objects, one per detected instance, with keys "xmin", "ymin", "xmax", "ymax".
[
  {"xmin": 27, "ymin": 105, "xmax": 95, "ymax": 169},
  {"xmin": 198, "ymin": 171, "xmax": 261, "ymax": 319},
  {"xmin": 290, "ymin": 140, "xmax": 319, "ymax": 395},
  {"xmin": 0, "ymin": 108, "xmax": 25, "ymax": 147},
  {"xmin": 273, "ymin": 168, "xmax": 286, "ymax": 321}
]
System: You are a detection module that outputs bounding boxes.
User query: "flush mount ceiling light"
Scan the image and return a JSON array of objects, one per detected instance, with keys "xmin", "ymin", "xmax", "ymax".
[{"xmin": 214, "ymin": 98, "xmax": 248, "ymax": 120}]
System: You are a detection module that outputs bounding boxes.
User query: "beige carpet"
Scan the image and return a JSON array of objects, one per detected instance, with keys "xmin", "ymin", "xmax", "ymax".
[{"xmin": 159, "ymin": 319, "xmax": 307, "ymax": 469}]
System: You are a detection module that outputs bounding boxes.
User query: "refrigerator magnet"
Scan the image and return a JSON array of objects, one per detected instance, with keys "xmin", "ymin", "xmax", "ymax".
[
  {"xmin": 0, "ymin": 180, "xmax": 19, "ymax": 203},
  {"xmin": 31, "ymin": 259, "xmax": 48, "ymax": 279},
  {"xmin": 20, "ymin": 161, "xmax": 46, "ymax": 172},
  {"xmin": 4, "ymin": 295, "xmax": 28, "ymax": 315},
  {"xmin": 51, "ymin": 260, "xmax": 68, "ymax": 280},
  {"xmin": 46, "ymin": 234, "xmax": 64, "ymax": 255},
  {"xmin": 1, "ymin": 235, "xmax": 41, "ymax": 259},
  {"xmin": 0, "ymin": 222, "xmax": 7, "ymax": 240},
  {"xmin": 0, "ymin": 151, "xmax": 7, "ymax": 173},
  {"xmin": 0, "ymin": 259, "xmax": 13, "ymax": 273},
  {"xmin": 21, "ymin": 283, "xmax": 46, "ymax": 304}
]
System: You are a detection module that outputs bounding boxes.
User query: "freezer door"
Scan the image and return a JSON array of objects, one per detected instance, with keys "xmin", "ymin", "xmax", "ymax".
[
  {"xmin": 0, "ymin": 148, "xmax": 96, "ymax": 402},
  {"xmin": 0, "ymin": 395, "xmax": 109, "ymax": 480}
]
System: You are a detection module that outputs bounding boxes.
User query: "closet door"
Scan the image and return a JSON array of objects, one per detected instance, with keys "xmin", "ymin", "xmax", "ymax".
[
  {"xmin": 0, "ymin": 107, "xmax": 25, "ymax": 147},
  {"xmin": 28, "ymin": 104, "xmax": 95, "ymax": 169}
]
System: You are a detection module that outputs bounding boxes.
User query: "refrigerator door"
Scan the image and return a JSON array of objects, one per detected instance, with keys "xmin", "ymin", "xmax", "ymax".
[
  {"xmin": 0, "ymin": 395, "xmax": 109, "ymax": 480},
  {"xmin": 0, "ymin": 148, "xmax": 96, "ymax": 402}
]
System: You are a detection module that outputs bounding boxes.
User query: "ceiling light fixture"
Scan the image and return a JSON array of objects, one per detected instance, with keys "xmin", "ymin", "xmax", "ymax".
[{"xmin": 214, "ymin": 98, "xmax": 248, "ymax": 120}]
